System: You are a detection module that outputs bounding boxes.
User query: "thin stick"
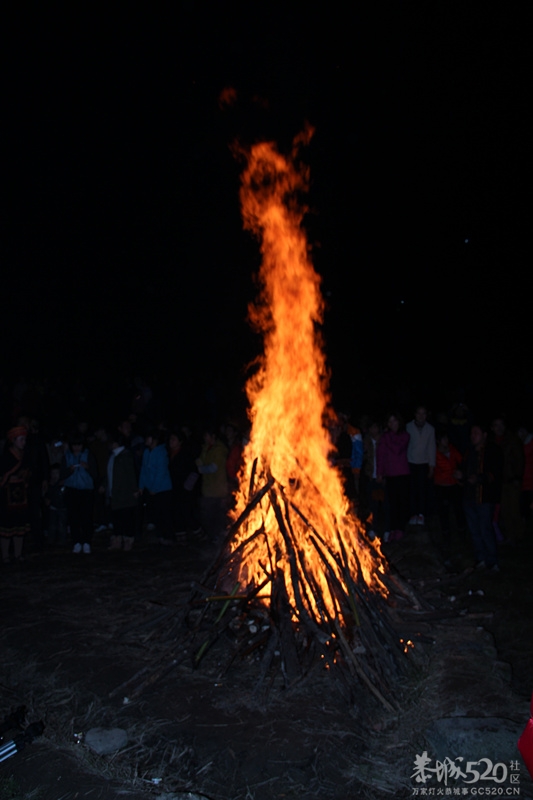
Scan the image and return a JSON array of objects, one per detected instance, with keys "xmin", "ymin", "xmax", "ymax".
[
  {"xmin": 227, "ymin": 475, "xmax": 275, "ymax": 539},
  {"xmin": 129, "ymin": 654, "xmax": 187, "ymax": 700},
  {"xmin": 109, "ymin": 665, "xmax": 151, "ymax": 699},
  {"xmin": 254, "ymin": 628, "xmax": 279, "ymax": 694},
  {"xmin": 215, "ymin": 524, "xmax": 265, "ymax": 572},
  {"xmin": 308, "ymin": 534, "xmax": 351, "ymax": 617},
  {"xmin": 271, "ymin": 566, "xmax": 301, "ymax": 686},
  {"xmin": 279, "ymin": 491, "xmax": 332, "ymax": 630},
  {"xmin": 206, "ymin": 594, "xmax": 248, "ymax": 602},
  {"xmin": 269, "ymin": 488, "xmax": 315, "ymax": 629},
  {"xmin": 334, "ymin": 619, "xmax": 397, "ymax": 713},
  {"xmin": 199, "ymin": 476, "xmax": 275, "ymax": 584},
  {"xmin": 249, "ymin": 456, "xmax": 258, "ymax": 499}
]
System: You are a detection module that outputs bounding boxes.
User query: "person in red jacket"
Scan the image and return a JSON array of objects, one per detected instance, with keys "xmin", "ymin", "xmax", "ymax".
[{"xmin": 434, "ymin": 430, "xmax": 463, "ymax": 563}]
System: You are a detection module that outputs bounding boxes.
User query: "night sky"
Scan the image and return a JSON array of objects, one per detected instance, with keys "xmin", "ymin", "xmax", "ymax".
[{"xmin": 4, "ymin": 7, "xmax": 530, "ymax": 425}]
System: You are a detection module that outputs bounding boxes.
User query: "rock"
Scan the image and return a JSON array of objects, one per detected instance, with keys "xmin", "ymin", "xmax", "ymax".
[
  {"xmin": 85, "ymin": 727, "xmax": 128, "ymax": 755},
  {"xmin": 425, "ymin": 717, "xmax": 522, "ymax": 765}
]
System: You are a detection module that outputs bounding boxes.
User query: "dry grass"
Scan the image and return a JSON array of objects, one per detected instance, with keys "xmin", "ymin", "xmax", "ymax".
[{"xmin": 1, "ymin": 647, "xmax": 197, "ymax": 796}]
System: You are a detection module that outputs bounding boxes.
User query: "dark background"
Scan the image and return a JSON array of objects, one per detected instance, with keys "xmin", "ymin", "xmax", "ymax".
[{"xmin": 3, "ymin": 6, "xmax": 530, "ymax": 427}]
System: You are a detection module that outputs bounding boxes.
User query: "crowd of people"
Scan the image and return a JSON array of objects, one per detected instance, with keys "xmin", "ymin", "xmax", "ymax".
[
  {"xmin": 0, "ymin": 408, "xmax": 245, "ymax": 564},
  {"xmin": 339, "ymin": 404, "xmax": 533, "ymax": 573},
  {"xmin": 1, "ymin": 393, "xmax": 532, "ymax": 574}
]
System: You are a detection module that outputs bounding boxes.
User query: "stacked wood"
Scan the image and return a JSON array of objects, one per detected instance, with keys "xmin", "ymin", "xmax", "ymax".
[
  {"xmin": 182, "ymin": 473, "xmax": 427, "ymax": 710},
  {"xmin": 109, "ymin": 471, "xmax": 427, "ymax": 707}
]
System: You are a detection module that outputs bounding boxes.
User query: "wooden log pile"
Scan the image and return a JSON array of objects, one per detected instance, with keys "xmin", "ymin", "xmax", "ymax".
[
  {"xmin": 184, "ymin": 469, "xmax": 428, "ymax": 710},
  {"xmin": 109, "ymin": 468, "xmax": 429, "ymax": 709}
]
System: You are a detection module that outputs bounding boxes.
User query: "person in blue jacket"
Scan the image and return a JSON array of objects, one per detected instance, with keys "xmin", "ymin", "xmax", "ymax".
[
  {"xmin": 60, "ymin": 433, "xmax": 98, "ymax": 554},
  {"xmin": 139, "ymin": 429, "xmax": 174, "ymax": 545}
]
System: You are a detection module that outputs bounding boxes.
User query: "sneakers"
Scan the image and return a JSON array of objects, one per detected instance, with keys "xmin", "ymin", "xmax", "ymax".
[
  {"xmin": 475, "ymin": 560, "xmax": 486, "ymax": 571},
  {"xmin": 417, "ymin": 514, "xmax": 425, "ymax": 526},
  {"xmin": 72, "ymin": 543, "xmax": 91, "ymax": 554},
  {"xmin": 408, "ymin": 515, "xmax": 418, "ymax": 526}
]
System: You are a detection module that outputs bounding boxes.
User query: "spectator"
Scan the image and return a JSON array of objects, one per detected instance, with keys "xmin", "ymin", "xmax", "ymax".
[
  {"xmin": 61, "ymin": 433, "xmax": 98, "ymax": 555},
  {"xmin": 107, "ymin": 434, "xmax": 138, "ymax": 552},
  {"xmin": 196, "ymin": 426, "xmax": 229, "ymax": 542},
  {"xmin": 168, "ymin": 428, "xmax": 197, "ymax": 543},
  {"xmin": 406, "ymin": 405, "xmax": 436, "ymax": 527},
  {"xmin": 89, "ymin": 425, "xmax": 110, "ymax": 532},
  {"xmin": 18, "ymin": 416, "xmax": 49, "ymax": 552},
  {"xmin": 362, "ymin": 420, "xmax": 386, "ymax": 539},
  {"xmin": 448, "ymin": 401, "xmax": 472, "ymax": 456},
  {"xmin": 0, "ymin": 426, "xmax": 30, "ymax": 564},
  {"xmin": 434, "ymin": 430, "xmax": 463, "ymax": 563},
  {"xmin": 44, "ymin": 463, "xmax": 67, "ymax": 546},
  {"xmin": 139, "ymin": 428, "xmax": 174, "ymax": 545},
  {"xmin": 376, "ymin": 413, "xmax": 410, "ymax": 541},
  {"xmin": 459, "ymin": 422, "xmax": 503, "ymax": 572}
]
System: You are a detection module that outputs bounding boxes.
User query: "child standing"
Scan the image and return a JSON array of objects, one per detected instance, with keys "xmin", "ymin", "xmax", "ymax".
[
  {"xmin": 61, "ymin": 434, "xmax": 97, "ymax": 554},
  {"xmin": 44, "ymin": 464, "xmax": 67, "ymax": 546}
]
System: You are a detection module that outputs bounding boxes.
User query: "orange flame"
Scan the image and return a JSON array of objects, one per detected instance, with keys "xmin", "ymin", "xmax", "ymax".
[{"xmin": 229, "ymin": 129, "xmax": 387, "ymax": 624}]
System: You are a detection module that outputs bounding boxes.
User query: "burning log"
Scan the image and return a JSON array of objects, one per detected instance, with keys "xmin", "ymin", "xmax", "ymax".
[{"xmin": 186, "ymin": 470, "xmax": 418, "ymax": 710}]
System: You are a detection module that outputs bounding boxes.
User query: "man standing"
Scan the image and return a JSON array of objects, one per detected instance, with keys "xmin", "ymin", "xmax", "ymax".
[
  {"xmin": 406, "ymin": 406, "xmax": 436, "ymax": 526},
  {"xmin": 107, "ymin": 434, "xmax": 138, "ymax": 552},
  {"xmin": 460, "ymin": 423, "xmax": 503, "ymax": 572}
]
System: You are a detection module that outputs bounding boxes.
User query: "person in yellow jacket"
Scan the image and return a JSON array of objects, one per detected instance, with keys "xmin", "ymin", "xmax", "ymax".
[{"xmin": 196, "ymin": 428, "xmax": 229, "ymax": 543}]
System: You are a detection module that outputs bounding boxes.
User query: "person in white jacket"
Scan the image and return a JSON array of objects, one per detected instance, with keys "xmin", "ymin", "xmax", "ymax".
[{"xmin": 406, "ymin": 406, "xmax": 436, "ymax": 527}]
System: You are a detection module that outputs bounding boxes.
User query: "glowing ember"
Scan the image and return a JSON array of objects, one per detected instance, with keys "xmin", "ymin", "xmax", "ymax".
[{"xmin": 228, "ymin": 128, "xmax": 388, "ymax": 627}]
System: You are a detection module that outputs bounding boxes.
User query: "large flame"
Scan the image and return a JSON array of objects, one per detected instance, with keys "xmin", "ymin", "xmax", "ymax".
[{"xmin": 230, "ymin": 129, "xmax": 387, "ymax": 624}]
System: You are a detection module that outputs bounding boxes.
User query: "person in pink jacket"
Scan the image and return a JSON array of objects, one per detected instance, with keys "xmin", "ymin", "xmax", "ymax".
[{"xmin": 376, "ymin": 413, "xmax": 410, "ymax": 541}]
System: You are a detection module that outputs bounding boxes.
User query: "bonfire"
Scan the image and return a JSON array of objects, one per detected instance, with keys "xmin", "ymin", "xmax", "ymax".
[
  {"xmin": 227, "ymin": 127, "xmax": 387, "ymax": 615},
  {"xmin": 187, "ymin": 129, "xmax": 419, "ymax": 710}
]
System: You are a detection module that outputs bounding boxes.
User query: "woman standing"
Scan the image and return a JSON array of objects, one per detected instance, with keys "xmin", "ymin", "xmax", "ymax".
[
  {"xmin": 0, "ymin": 426, "xmax": 30, "ymax": 564},
  {"xmin": 61, "ymin": 434, "xmax": 97, "ymax": 554},
  {"xmin": 376, "ymin": 413, "xmax": 410, "ymax": 541}
]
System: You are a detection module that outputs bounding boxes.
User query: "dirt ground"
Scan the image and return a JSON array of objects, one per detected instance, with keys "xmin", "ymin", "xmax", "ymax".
[{"xmin": 1, "ymin": 521, "xmax": 533, "ymax": 800}]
